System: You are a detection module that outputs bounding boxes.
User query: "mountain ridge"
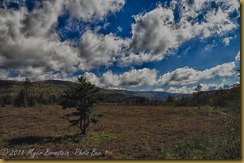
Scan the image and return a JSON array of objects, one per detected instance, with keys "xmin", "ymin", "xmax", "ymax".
[{"xmin": 0, "ymin": 79, "xmax": 184, "ymax": 100}]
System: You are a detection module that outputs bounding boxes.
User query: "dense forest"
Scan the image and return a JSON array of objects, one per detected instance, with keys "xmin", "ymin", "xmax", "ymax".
[{"xmin": 0, "ymin": 79, "xmax": 240, "ymax": 109}]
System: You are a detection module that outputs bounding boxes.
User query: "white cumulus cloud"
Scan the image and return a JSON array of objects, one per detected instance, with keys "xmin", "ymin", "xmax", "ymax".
[
  {"xmin": 84, "ymin": 68, "xmax": 157, "ymax": 88},
  {"xmin": 223, "ymin": 37, "xmax": 233, "ymax": 46},
  {"xmin": 167, "ymin": 86, "xmax": 193, "ymax": 94},
  {"xmin": 78, "ymin": 30, "xmax": 129, "ymax": 70},
  {"xmin": 0, "ymin": 0, "xmax": 125, "ymax": 80},
  {"xmin": 63, "ymin": 0, "xmax": 125, "ymax": 22},
  {"xmin": 158, "ymin": 62, "xmax": 235, "ymax": 85},
  {"xmin": 120, "ymin": 0, "xmax": 239, "ymax": 66},
  {"xmin": 235, "ymin": 51, "xmax": 240, "ymax": 61},
  {"xmin": 0, "ymin": 0, "xmax": 240, "ymax": 84}
]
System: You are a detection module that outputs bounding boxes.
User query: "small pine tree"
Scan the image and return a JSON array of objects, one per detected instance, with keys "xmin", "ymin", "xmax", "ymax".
[
  {"xmin": 61, "ymin": 77, "xmax": 104, "ymax": 136},
  {"xmin": 166, "ymin": 95, "xmax": 175, "ymax": 103},
  {"xmin": 194, "ymin": 83, "xmax": 202, "ymax": 108},
  {"xmin": 37, "ymin": 94, "xmax": 44, "ymax": 105},
  {"xmin": 0, "ymin": 96, "xmax": 5, "ymax": 107},
  {"xmin": 28, "ymin": 95, "xmax": 38, "ymax": 106},
  {"xmin": 48, "ymin": 95, "xmax": 54, "ymax": 104},
  {"xmin": 14, "ymin": 90, "xmax": 27, "ymax": 107},
  {"xmin": 3, "ymin": 94, "xmax": 13, "ymax": 105}
]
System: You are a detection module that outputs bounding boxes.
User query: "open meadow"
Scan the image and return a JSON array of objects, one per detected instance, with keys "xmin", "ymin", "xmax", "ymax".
[
  {"xmin": 0, "ymin": 105, "xmax": 240, "ymax": 159},
  {"xmin": 0, "ymin": 0, "xmax": 241, "ymax": 160}
]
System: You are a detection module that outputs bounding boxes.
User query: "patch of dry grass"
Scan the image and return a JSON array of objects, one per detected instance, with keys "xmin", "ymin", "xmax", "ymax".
[{"xmin": 0, "ymin": 105, "xmax": 235, "ymax": 159}]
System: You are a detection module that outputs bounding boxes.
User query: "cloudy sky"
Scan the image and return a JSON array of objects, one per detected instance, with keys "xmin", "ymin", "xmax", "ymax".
[{"xmin": 0, "ymin": 0, "xmax": 240, "ymax": 93}]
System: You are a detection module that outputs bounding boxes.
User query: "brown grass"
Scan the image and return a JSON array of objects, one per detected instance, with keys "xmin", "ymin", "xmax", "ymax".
[{"xmin": 0, "ymin": 105, "xmax": 231, "ymax": 159}]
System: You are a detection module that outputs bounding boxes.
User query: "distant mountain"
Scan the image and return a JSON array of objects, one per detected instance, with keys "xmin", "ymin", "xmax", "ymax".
[
  {"xmin": 35, "ymin": 80, "xmax": 74, "ymax": 85},
  {"xmin": 1, "ymin": 79, "xmax": 239, "ymax": 106},
  {"xmin": 0, "ymin": 79, "xmax": 73, "ymax": 96},
  {"xmin": 112, "ymin": 90, "xmax": 185, "ymax": 100},
  {"xmin": 0, "ymin": 79, "xmax": 184, "ymax": 99},
  {"xmin": 0, "ymin": 79, "xmax": 186, "ymax": 106}
]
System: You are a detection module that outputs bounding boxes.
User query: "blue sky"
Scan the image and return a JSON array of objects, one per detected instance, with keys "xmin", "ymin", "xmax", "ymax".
[{"xmin": 0, "ymin": 0, "xmax": 240, "ymax": 93}]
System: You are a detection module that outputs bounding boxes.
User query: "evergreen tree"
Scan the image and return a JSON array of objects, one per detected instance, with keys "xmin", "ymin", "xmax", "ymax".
[
  {"xmin": 3, "ymin": 94, "xmax": 13, "ymax": 105},
  {"xmin": 37, "ymin": 94, "xmax": 45, "ymax": 105},
  {"xmin": 61, "ymin": 77, "xmax": 104, "ymax": 136},
  {"xmin": 48, "ymin": 95, "xmax": 54, "ymax": 104},
  {"xmin": 24, "ymin": 78, "xmax": 31, "ymax": 101},
  {"xmin": 0, "ymin": 96, "xmax": 5, "ymax": 107},
  {"xmin": 28, "ymin": 95, "xmax": 38, "ymax": 106},
  {"xmin": 194, "ymin": 83, "xmax": 202, "ymax": 108},
  {"xmin": 13, "ymin": 90, "xmax": 27, "ymax": 107},
  {"xmin": 166, "ymin": 95, "xmax": 175, "ymax": 103}
]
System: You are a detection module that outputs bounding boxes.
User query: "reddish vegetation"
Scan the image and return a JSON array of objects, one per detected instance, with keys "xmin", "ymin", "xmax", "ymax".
[{"xmin": 0, "ymin": 105, "xmax": 235, "ymax": 159}]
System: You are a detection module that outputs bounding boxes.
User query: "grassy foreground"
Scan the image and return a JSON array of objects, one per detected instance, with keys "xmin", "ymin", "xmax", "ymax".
[{"xmin": 0, "ymin": 105, "xmax": 240, "ymax": 159}]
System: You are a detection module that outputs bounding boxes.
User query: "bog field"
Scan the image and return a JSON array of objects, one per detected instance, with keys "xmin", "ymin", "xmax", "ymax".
[{"xmin": 0, "ymin": 105, "xmax": 240, "ymax": 159}]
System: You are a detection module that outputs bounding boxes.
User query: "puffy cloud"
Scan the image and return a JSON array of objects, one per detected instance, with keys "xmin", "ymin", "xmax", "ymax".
[
  {"xmin": 178, "ymin": 0, "xmax": 239, "ymax": 38},
  {"xmin": 117, "ymin": 26, "xmax": 123, "ymax": 32},
  {"xmin": 203, "ymin": 62, "xmax": 235, "ymax": 77},
  {"xmin": 78, "ymin": 30, "xmax": 129, "ymax": 69},
  {"xmin": 235, "ymin": 51, "xmax": 240, "ymax": 61},
  {"xmin": 85, "ymin": 60, "xmax": 237, "ymax": 90},
  {"xmin": 234, "ymin": 51, "xmax": 240, "ymax": 76},
  {"xmin": 0, "ymin": 6, "xmax": 79, "ymax": 76},
  {"xmin": 167, "ymin": 83, "xmax": 229, "ymax": 94},
  {"xmin": 193, "ymin": 83, "xmax": 223, "ymax": 92},
  {"xmin": 153, "ymin": 88, "xmax": 165, "ymax": 92},
  {"xmin": 0, "ymin": 4, "xmax": 65, "ymax": 80},
  {"xmin": 0, "ymin": 0, "xmax": 25, "ymax": 8},
  {"xmin": 117, "ymin": 52, "xmax": 162, "ymax": 67},
  {"xmin": 119, "ymin": 68, "xmax": 157, "ymax": 86},
  {"xmin": 223, "ymin": 37, "xmax": 233, "ymax": 46},
  {"xmin": 122, "ymin": 0, "xmax": 239, "ymax": 66},
  {"xmin": 167, "ymin": 86, "xmax": 193, "ymax": 94},
  {"xmin": 21, "ymin": 1, "xmax": 63, "ymax": 37},
  {"xmin": 0, "ymin": 0, "xmax": 125, "ymax": 80},
  {"xmin": 84, "ymin": 68, "xmax": 157, "ymax": 88},
  {"xmin": 0, "ymin": 69, "xmax": 8, "ymax": 79},
  {"xmin": 129, "ymin": 6, "xmax": 177, "ymax": 56},
  {"xmin": 0, "ymin": 0, "xmax": 240, "ymax": 83},
  {"xmin": 63, "ymin": 0, "xmax": 125, "ymax": 22},
  {"xmin": 158, "ymin": 67, "xmax": 199, "ymax": 85},
  {"xmin": 158, "ymin": 62, "xmax": 235, "ymax": 85},
  {"xmin": 99, "ymin": 71, "xmax": 120, "ymax": 88},
  {"xmin": 83, "ymin": 72, "xmax": 100, "ymax": 86},
  {"xmin": 204, "ymin": 41, "xmax": 218, "ymax": 51}
]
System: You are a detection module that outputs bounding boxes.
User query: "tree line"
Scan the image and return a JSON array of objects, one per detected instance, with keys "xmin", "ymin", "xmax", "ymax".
[
  {"xmin": 0, "ymin": 79, "xmax": 240, "ymax": 109},
  {"xmin": 174, "ymin": 86, "xmax": 240, "ymax": 108},
  {"xmin": 0, "ymin": 78, "xmax": 61, "ymax": 107}
]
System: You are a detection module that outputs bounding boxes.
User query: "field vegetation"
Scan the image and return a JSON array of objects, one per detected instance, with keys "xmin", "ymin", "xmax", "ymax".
[
  {"xmin": 0, "ymin": 79, "xmax": 240, "ymax": 159},
  {"xmin": 0, "ymin": 104, "xmax": 240, "ymax": 159}
]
